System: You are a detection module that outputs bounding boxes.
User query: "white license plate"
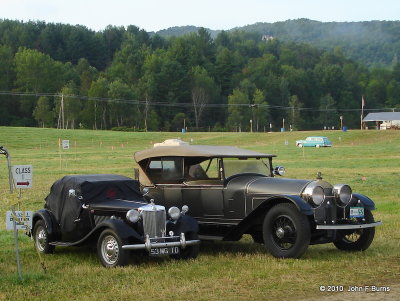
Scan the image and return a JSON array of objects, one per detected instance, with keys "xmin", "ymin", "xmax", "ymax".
[
  {"xmin": 350, "ymin": 207, "xmax": 364, "ymax": 218},
  {"xmin": 150, "ymin": 246, "xmax": 180, "ymax": 256}
]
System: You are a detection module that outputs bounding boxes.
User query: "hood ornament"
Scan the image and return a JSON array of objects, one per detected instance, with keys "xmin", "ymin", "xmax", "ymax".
[{"xmin": 316, "ymin": 172, "xmax": 323, "ymax": 180}]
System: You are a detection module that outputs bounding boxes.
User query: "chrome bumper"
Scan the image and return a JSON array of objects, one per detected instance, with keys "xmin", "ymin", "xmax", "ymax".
[
  {"xmin": 121, "ymin": 233, "xmax": 200, "ymax": 251},
  {"xmin": 316, "ymin": 221, "xmax": 382, "ymax": 230}
]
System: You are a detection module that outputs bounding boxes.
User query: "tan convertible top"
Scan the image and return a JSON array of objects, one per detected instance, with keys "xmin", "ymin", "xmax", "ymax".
[{"xmin": 134, "ymin": 139, "xmax": 275, "ymax": 162}]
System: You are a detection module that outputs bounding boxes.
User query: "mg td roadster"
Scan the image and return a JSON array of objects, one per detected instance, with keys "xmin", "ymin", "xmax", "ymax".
[
  {"xmin": 134, "ymin": 139, "xmax": 382, "ymax": 259},
  {"xmin": 31, "ymin": 174, "xmax": 200, "ymax": 267}
]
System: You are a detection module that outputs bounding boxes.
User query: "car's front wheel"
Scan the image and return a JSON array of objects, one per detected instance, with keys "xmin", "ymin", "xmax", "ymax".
[
  {"xmin": 297, "ymin": 143, "xmax": 303, "ymax": 148},
  {"xmin": 263, "ymin": 203, "xmax": 310, "ymax": 258},
  {"xmin": 171, "ymin": 232, "xmax": 199, "ymax": 260},
  {"xmin": 333, "ymin": 209, "xmax": 375, "ymax": 251},
  {"xmin": 33, "ymin": 220, "xmax": 55, "ymax": 254},
  {"xmin": 97, "ymin": 229, "xmax": 129, "ymax": 267}
]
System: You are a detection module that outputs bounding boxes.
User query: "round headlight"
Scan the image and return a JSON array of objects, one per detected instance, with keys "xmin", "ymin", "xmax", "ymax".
[
  {"xmin": 168, "ymin": 206, "xmax": 181, "ymax": 221},
  {"xmin": 333, "ymin": 184, "xmax": 352, "ymax": 207},
  {"xmin": 311, "ymin": 185, "xmax": 325, "ymax": 206},
  {"xmin": 126, "ymin": 209, "xmax": 140, "ymax": 223},
  {"xmin": 303, "ymin": 184, "xmax": 325, "ymax": 207}
]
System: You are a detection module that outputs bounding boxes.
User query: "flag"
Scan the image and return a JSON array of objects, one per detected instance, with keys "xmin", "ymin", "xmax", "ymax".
[{"xmin": 362, "ymin": 96, "xmax": 365, "ymax": 109}]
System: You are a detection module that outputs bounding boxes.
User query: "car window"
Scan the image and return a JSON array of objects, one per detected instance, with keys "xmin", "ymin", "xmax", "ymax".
[
  {"xmin": 199, "ymin": 159, "xmax": 220, "ymax": 179},
  {"xmin": 223, "ymin": 158, "xmax": 270, "ymax": 178},
  {"xmin": 146, "ymin": 157, "xmax": 183, "ymax": 183}
]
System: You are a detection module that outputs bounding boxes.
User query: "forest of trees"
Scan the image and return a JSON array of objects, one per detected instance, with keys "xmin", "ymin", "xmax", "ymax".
[{"xmin": 0, "ymin": 19, "xmax": 400, "ymax": 131}]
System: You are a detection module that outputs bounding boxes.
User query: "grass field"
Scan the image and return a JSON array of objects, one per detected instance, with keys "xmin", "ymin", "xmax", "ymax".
[{"xmin": 0, "ymin": 127, "xmax": 399, "ymax": 300}]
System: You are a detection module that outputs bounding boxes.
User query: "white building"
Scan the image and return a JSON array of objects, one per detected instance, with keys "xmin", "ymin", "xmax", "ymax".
[{"xmin": 363, "ymin": 112, "xmax": 400, "ymax": 130}]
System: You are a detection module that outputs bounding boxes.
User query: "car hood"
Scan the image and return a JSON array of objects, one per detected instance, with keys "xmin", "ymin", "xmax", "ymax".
[
  {"xmin": 88, "ymin": 199, "xmax": 148, "ymax": 212},
  {"xmin": 247, "ymin": 177, "xmax": 312, "ymax": 196}
]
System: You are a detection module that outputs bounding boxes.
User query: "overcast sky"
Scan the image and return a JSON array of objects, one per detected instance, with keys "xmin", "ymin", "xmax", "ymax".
[{"xmin": 1, "ymin": 0, "xmax": 399, "ymax": 32}]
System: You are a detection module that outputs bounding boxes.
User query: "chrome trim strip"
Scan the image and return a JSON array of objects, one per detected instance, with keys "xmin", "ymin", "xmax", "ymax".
[
  {"xmin": 122, "ymin": 239, "xmax": 200, "ymax": 250},
  {"xmin": 316, "ymin": 221, "xmax": 382, "ymax": 230}
]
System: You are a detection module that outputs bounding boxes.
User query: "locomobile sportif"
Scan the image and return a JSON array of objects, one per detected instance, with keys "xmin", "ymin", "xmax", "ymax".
[
  {"xmin": 134, "ymin": 139, "xmax": 381, "ymax": 259},
  {"xmin": 31, "ymin": 174, "xmax": 200, "ymax": 267}
]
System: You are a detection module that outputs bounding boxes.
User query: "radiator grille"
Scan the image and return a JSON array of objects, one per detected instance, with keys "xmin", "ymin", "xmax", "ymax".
[{"xmin": 141, "ymin": 209, "xmax": 166, "ymax": 238}]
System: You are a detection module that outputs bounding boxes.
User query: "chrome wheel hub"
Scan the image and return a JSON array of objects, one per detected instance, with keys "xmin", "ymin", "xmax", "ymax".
[
  {"xmin": 36, "ymin": 227, "xmax": 46, "ymax": 251},
  {"xmin": 276, "ymin": 228, "xmax": 285, "ymax": 239},
  {"xmin": 101, "ymin": 235, "xmax": 119, "ymax": 265}
]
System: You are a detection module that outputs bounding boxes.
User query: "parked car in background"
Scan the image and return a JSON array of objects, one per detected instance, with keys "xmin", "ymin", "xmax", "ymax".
[
  {"xmin": 134, "ymin": 139, "xmax": 381, "ymax": 259},
  {"xmin": 296, "ymin": 136, "xmax": 332, "ymax": 148},
  {"xmin": 31, "ymin": 174, "xmax": 200, "ymax": 267}
]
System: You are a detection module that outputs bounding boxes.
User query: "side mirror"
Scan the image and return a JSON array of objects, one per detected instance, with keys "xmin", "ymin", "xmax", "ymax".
[{"xmin": 274, "ymin": 166, "xmax": 286, "ymax": 176}]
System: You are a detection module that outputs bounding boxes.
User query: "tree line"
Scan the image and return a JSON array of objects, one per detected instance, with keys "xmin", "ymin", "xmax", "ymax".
[{"xmin": 0, "ymin": 19, "xmax": 400, "ymax": 131}]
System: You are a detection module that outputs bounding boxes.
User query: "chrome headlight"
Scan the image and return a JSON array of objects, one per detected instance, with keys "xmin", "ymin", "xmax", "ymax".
[
  {"xmin": 126, "ymin": 209, "xmax": 140, "ymax": 223},
  {"xmin": 168, "ymin": 206, "xmax": 181, "ymax": 220},
  {"xmin": 274, "ymin": 166, "xmax": 286, "ymax": 176},
  {"xmin": 333, "ymin": 184, "xmax": 352, "ymax": 207},
  {"xmin": 303, "ymin": 184, "xmax": 325, "ymax": 207}
]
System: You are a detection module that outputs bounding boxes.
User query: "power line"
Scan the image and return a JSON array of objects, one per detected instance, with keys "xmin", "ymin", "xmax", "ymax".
[{"xmin": 0, "ymin": 90, "xmax": 397, "ymax": 112}]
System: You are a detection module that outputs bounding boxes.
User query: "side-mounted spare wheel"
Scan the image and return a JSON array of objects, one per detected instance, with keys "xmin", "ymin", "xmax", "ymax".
[
  {"xmin": 263, "ymin": 203, "xmax": 311, "ymax": 258},
  {"xmin": 333, "ymin": 209, "xmax": 375, "ymax": 251},
  {"xmin": 97, "ymin": 229, "xmax": 129, "ymax": 267},
  {"xmin": 33, "ymin": 219, "xmax": 55, "ymax": 254}
]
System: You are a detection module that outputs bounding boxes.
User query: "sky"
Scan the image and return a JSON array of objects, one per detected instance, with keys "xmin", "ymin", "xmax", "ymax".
[{"xmin": 1, "ymin": 0, "xmax": 399, "ymax": 32}]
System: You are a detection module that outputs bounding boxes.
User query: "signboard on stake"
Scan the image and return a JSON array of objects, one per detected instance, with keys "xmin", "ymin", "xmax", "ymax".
[
  {"xmin": 62, "ymin": 140, "xmax": 70, "ymax": 150},
  {"xmin": 6, "ymin": 211, "xmax": 33, "ymax": 230},
  {"xmin": 12, "ymin": 165, "xmax": 33, "ymax": 189}
]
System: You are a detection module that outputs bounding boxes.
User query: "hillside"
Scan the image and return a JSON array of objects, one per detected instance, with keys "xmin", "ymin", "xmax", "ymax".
[{"xmin": 155, "ymin": 19, "xmax": 400, "ymax": 68}]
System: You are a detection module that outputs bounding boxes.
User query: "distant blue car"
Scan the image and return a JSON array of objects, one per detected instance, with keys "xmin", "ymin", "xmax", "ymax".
[{"xmin": 295, "ymin": 136, "xmax": 332, "ymax": 148}]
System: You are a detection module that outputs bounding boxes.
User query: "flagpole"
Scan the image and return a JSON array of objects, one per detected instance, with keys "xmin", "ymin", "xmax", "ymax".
[{"xmin": 361, "ymin": 96, "xmax": 365, "ymax": 130}]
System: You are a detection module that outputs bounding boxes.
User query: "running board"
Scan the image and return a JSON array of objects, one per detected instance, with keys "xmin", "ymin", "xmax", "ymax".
[{"xmin": 198, "ymin": 235, "xmax": 224, "ymax": 241}]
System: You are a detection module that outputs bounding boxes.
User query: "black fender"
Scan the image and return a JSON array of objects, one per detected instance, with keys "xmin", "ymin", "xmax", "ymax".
[
  {"xmin": 223, "ymin": 195, "xmax": 313, "ymax": 241},
  {"xmin": 32, "ymin": 209, "xmax": 60, "ymax": 241},
  {"xmin": 93, "ymin": 219, "xmax": 144, "ymax": 244},
  {"xmin": 351, "ymin": 193, "xmax": 376, "ymax": 210},
  {"xmin": 167, "ymin": 215, "xmax": 199, "ymax": 236}
]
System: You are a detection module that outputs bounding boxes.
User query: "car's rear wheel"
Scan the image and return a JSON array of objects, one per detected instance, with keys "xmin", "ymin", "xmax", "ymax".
[
  {"xmin": 171, "ymin": 232, "xmax": 199, "ymax": 260},
  {"xmin": 97, "ymin": 229, "xmax": 129, "ymax": 267},
  {"xmin": 333, "ymin": 209, "xmax": 375, "ymax": 251},
  {"xmin": 33, "ymin": 220, "xmax": 55, "ymax": 254},
  {"xmin": 263, "ymin": 203, "xmax": 310, "ymax": 258}
]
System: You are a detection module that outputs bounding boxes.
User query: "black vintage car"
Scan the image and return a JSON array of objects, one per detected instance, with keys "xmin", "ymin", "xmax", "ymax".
[
  {"xmin": 134, "ymin": 139, "xmax": 382, "ymax": 259},
  {"xmin": 31, "ymin": 174, "xmax": 200, "ymax": 267}
]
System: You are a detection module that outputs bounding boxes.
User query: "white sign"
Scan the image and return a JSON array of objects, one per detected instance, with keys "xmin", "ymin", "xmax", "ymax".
[
  {"xmin": 12, "ymin": 165, "xmax": 33, "ymax": 189},
  {"xmin": 6, "ymin": 211, "xmax": 33, "ymax": 230},
  {"xmin": 62, "ymin": 140, "xmax": 70, "ymax": 149}
]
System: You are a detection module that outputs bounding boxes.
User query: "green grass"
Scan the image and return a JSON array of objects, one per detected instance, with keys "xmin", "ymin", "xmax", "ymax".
[{"xmin": 0, "ymin": 127, "xmax": 399, "ymax": 300}]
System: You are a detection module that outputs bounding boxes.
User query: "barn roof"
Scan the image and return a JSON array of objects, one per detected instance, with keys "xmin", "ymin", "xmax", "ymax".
[{"xmin": 363, "ymin": 112, "xmax": 400, "ymax": 122}]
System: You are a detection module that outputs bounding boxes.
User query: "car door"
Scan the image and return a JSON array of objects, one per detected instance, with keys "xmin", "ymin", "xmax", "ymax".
[{"xmin": 182, "ymin": 158, "xmax": 225, "ymax": 220}]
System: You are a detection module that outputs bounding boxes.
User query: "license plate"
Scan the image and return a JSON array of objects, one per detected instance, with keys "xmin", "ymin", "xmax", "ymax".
[
  {"xmin": 350, "ymin": 207, "xmax": 364, "ymax": 218},
  {"xmin": 150, "ymin": 246, "xmax": 180, "ymax": 256}
]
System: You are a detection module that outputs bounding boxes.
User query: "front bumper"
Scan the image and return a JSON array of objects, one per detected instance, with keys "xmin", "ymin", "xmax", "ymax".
[
  {"xmin": 316, "ymin": 221, "xmax": 382, "ymax": 230},
  {"xmin": 121, "ymin": 232, "xmax": 200, "ymax": 251}
]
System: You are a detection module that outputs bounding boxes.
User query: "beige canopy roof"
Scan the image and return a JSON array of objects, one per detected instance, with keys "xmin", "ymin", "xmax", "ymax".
[{"xmin": 134, "ymin": 143, "xmax": 275, "ymax": 163}]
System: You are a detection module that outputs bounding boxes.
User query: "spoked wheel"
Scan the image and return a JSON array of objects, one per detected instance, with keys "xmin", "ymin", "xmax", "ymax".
[
  {"xmin": 171, "ymin": 232, "xmax": 199, "ymax": 260},
  {"xmin": 97, "ymin": 229, "xmax": 129, "ymax": 267},
  {"xmin": 33, "ymin": 220, "xmax": 55, "ymax": 254},
  {"xmin": 333, "ymin": 209, "xmax": 376, "ymax": 251},
  {"xmin": 263, "ymin": 203, "xmax": 310, "ymax": 258},
  {"xmin": 298, "ymin": 144, "xmax": 303, "ymax": 148}
]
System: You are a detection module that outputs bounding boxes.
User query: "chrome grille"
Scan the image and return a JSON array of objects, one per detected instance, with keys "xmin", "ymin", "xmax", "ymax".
[{"xmin": 141, "ymin": 209, "xmax": 166, "ymax": 238}]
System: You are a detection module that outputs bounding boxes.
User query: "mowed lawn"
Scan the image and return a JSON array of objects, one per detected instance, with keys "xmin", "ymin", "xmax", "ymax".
[{"xmin": 0, "ymin": 127, "xmax": 399, "ymax": 301}]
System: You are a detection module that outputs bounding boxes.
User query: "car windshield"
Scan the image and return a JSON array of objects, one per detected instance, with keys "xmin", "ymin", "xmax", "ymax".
[{"xmin": 223, "ymin": 158, "xmax": 271, "ymax": 178}]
